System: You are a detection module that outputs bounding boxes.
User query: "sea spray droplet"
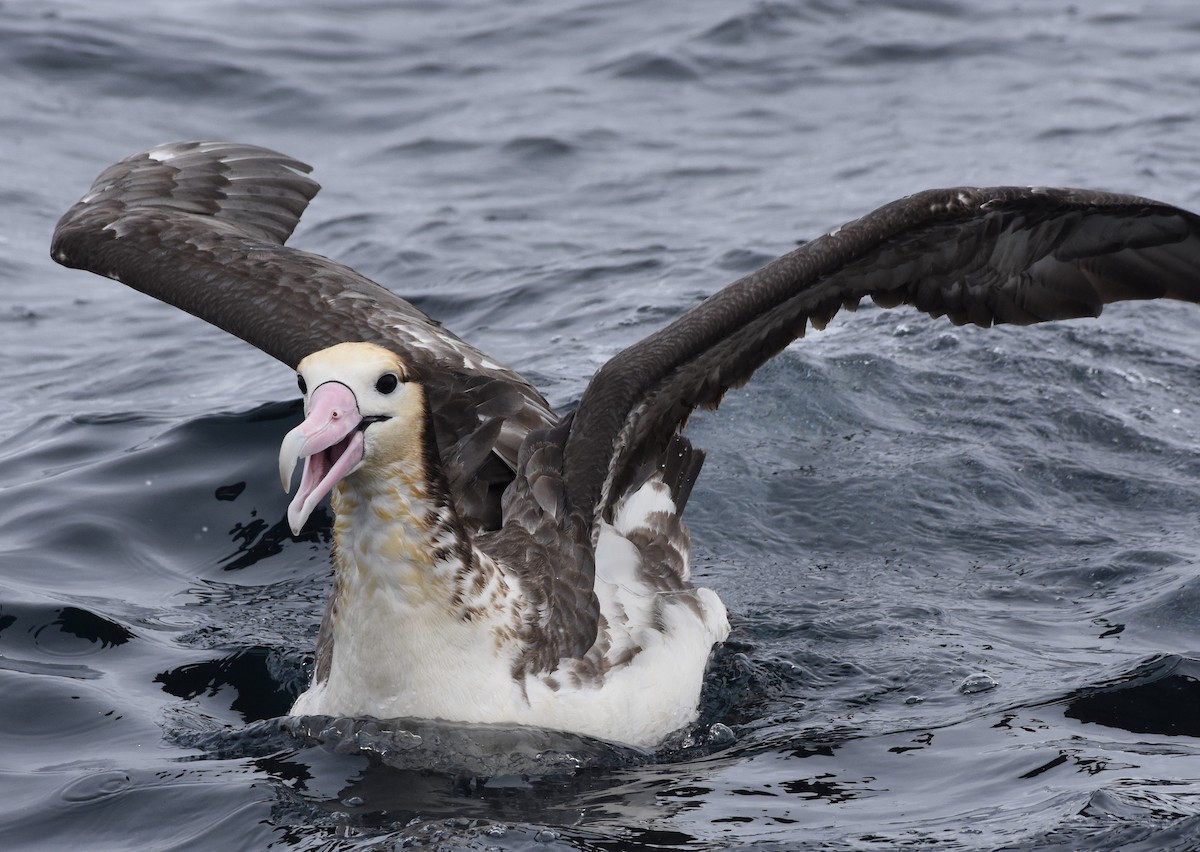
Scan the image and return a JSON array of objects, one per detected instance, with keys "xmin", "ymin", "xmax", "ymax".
[
  {"xmin": 707, "ymin": 722, "xmax": 735, "ymax": 746},
  {"xmin": 959, "ymin": 673, "xmax": 999, "ymax": 695}
]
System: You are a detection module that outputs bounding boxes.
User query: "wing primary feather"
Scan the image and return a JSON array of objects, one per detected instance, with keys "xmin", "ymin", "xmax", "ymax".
[
  {"xmin": 52, "ymin": 150, "xmax": 1200, "ymax": 556},
  {"xmin": 564, "ymin": 186, "xmax": 1200, "ymax": 532},
  {"xmin": 51, "ymin": 141, "xmax": 559, "ymax": 530}
]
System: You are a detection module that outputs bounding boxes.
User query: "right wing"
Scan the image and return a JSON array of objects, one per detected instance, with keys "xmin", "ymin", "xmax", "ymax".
[{"xmin": 51, "ymin": 141, "xmax": 559, "ymax": 527}]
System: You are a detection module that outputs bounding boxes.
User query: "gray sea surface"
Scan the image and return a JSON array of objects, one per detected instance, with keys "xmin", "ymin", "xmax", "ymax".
[{"xmin": 3, "ymin": 1, "xmax": 1200, "ymax": 849}]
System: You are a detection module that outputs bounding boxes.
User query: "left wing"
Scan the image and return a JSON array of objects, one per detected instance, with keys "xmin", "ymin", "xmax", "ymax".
[{"xmin": 563, "ymin": 186, "xmax": 1200, "ymax": 533}]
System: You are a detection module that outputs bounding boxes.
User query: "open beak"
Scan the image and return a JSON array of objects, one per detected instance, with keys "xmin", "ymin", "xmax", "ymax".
[{"xmin": 279, "ymin": 382, "xmax": 365, "ymax": 535}]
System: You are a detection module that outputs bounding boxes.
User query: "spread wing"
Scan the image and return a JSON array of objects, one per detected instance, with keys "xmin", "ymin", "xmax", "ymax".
[
  {"xmin": 51, "ymin": 141, "xmax": 557, "ymax": 528},
  {"xmin": 564, "ymin": 186, "xmax": 1200, "ymax": 530}
]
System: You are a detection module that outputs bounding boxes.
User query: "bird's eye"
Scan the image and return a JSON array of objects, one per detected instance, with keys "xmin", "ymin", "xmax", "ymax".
[
  {"xmin": 297, "ymin": 375, "xmax": 307, "ymax": 395},
  {"xmin": 376, "ymin": 373, "xmax": 399, "ymax": 395}
]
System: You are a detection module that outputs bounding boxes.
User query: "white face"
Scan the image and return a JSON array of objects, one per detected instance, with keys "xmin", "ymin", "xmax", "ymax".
[
  {"xmin": 297, "ymin": 341, "xmax": 426, "ymax": 467},
  {"xmin": 281, "ymin": 342, "xmax": 426, "ymax": 533},
  {"xmin": 297, "ymin": 341, "xmax": 409, "ymax": 410}
]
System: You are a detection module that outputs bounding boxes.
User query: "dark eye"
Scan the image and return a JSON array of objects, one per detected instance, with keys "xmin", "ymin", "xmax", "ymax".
[
  {"xmin": 297, "ymin": 374, "xmax": 307, "ymax": 395},
  {"xmin": 375, "ymin": 373, "xmax": 399, "ymax": 394}
]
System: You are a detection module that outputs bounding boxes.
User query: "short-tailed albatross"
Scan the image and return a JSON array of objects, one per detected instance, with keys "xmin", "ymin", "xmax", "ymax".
[{"xmin": 52, "ymin": 141, "xmax": 1200, "ymax": 748}]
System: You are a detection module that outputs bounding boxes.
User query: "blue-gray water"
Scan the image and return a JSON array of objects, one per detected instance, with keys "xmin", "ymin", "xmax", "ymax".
[{"xmin": 4, "ymin": 1, "xmax": 1200, "ymax": 849}]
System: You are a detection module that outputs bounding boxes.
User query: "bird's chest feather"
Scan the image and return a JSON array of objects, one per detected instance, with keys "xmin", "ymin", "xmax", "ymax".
[{"xmin": 304, "ymin": 476, "xmax": 529, "ymax": 718}]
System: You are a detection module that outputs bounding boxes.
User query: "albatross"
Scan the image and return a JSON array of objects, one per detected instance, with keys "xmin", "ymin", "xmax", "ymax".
[{"xmin": 51, "ymin": 141, "xmax": 1200, "ymax": 748}]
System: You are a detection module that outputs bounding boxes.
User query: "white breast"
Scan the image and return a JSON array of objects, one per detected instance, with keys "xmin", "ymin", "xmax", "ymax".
[{"xmin": 291, "ymin": 475, "xmax": 729, "ymax": 748}]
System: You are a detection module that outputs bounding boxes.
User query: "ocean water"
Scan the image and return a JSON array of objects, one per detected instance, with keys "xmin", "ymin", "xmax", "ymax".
[{"xmin": 3, "ymin": 0, "xmax": 1200, "ymax": 849}]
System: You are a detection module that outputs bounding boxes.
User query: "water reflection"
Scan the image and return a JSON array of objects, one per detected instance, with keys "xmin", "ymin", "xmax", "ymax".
[{"xmin": 1062, "ymin": 655, "xmax": 1200, "ymax": 738}]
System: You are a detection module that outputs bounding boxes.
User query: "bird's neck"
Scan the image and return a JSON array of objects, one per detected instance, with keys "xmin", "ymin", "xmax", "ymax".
[
  {"xmin": 329, "ymin": 453, "xmax": 471, "ymax": 603},
  {"xmin": 305, "ymin": 452, "xmax": 525, "ymax": 719}
]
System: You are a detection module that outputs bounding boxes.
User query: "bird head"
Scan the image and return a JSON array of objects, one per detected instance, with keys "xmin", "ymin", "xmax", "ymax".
[{"xmin": 279, "ymin": 341, "xmax": 425, "ymax": 535}]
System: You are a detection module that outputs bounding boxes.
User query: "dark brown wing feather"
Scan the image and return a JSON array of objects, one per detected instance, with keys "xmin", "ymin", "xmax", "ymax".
[
  {"xmin": 564, "ymin": 186, "xmax": 1200, "ymax": 529},
  {"xmin": 478, "ymin": 418, "xmax": 601, "ymax": 665},
  {"xmin": 51, "ymin": 141, "xmax": 557, "ymax": 528},
  {"xmin": 52, "ymin": 149, "xmax": 1200, "ymax": 658}
]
